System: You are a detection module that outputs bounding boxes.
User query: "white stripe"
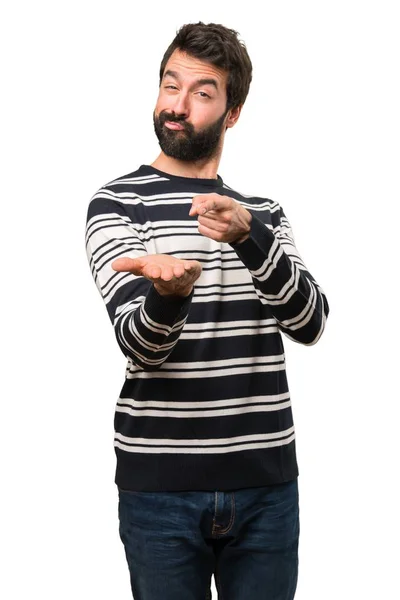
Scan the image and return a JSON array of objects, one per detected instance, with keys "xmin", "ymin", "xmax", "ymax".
[
  {"xmin": 114, "ymin": 435, "xmax": 296, "ymax": 454},
  {"xmin": 239, "ymin": 201, "xmax": 281, "ymax": 212},
  {"xmin": 156, "ymin": 354, "xmax": 284, "ymax": 370},
  {"xmin": 118, "ymin": 391, "xmax": 290, "ymax": 410},
  {"xmin": 116, "ymin": 393, "xmax": 291, "ymax": 418},
  {"xmin": 91, "ymin": 192, "xmax": 193, "ymax": 208},
  {"xmin": 140, "ymin": 307, "xmax": 174, "ymax": 336},
  {"xmin": 114, "ymin": 431, "xmax": 295, "ymax": 454},
  {"xmin": 184, "ymin": 318, "xmax": 276, "ymax": 331},
  {"xmin": 194, "ymin": 283, "xmax": 254, "ymax": 294},
  {"xmin": 280, "ymin": 284, "xmax": 316, "ymax": 329},
  {"xmin": 197, "ymin": 266, "xmax": 251, "ymax": 282},
  {"xmin": 114, "ymin": 298, "xmax": 145, "ymax": 325},
  {"xmin": 116, "ymin": 426, "xmax": 294, "ymax": 447},
  {"xmin": 101, "ymin": 271, "xmax": 136, "ymax": 299},
  {"xmin": 141, "ymin": 226, "xmax": 200, "ymax": 236},
  {"xmin": 116, "ymin": 401, "xmax": 292, "ymax": 418},
  {"xmin": 93, "ymin": 190, "xmax": 195, "ymax": 201},
  {"xmin": 180, "ymin": 318, "xmax": 279, "ymax": 339},
  {"xmin": 126, "ymin": 314, "xmax": 178, "ymax": 354},
  {"xmin": 110, "ymin": 175, "xmax": 167, "ymax": 183},
  {"xmin": 180, "ymin": 326, "xmax": 279, "ymax": 339},
  {"xmin": 140, "ymin": 307, "xmax": 187, "ymax": 335},
  {"xmin": 85, "ymin": 215, "xmax": 123, "ymax": 241},
  {"xmin": 253, "ymin": 268, "xmax": 300, "ymax": 305},
  {"xmin": 119, "ymin": 345, "xmax": 167, "ymax": 366},
  {"xmin": 120, "ymin": 311, "xmax": 187, "ymax": 365},
  {"xmin": 115, "ymin": 298, "xmax": 145, "ymax": 316},
  {"xmin": 250, "ymin": 238, "xmax": 283, "ymax": 279},
  {"xmin": 118, "ymin": 312, "xmax": 160, "ymax": 357},
  {"xmin": 112, "ymin": 174, "xmax": 160, "ymax": 181},
  {"xmin": 126, "ymin": 219, "xmax": 196, "ymax": 232},
  {"xmin": 103, "ymin": 273, "xmax": 137, "ymax": 304},
  {"xmin": 192, "ymin": 292, "xmax": 258, "ymax": 303},
  {"xmin": 111, "ymin": 179, "xmax": 169, "ymax": 185},
  {"xmin": 106, "ymin": 218, "xmax": 275, "ymax": 238},
  {"xmin": 126, "ymin": 363, "xmax": 285, "ymax": 379}
]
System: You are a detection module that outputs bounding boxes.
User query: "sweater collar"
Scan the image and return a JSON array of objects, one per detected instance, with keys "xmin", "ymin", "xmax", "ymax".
[{"xmin": 139, "ymin": 164, "xmax": 224, "ymax": 188}]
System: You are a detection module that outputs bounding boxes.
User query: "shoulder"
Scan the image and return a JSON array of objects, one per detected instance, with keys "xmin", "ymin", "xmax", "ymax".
[
  {"xmin": 87, "ymin": 165, "xmax": 171, "ymax": 217},
  {"xmin": 93, "ymin": 165, "xmax": 168, "ymax": 198}
]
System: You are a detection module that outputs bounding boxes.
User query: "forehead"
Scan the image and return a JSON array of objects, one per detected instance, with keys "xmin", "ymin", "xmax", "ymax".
[{"xmin": 163, "ymin": 49, "xmax": 228, "ymax": 89}]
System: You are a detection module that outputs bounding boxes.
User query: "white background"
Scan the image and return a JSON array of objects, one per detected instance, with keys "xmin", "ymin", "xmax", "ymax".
[{"xmin": 1, "ymin": 1, "xmax": 399, "ymax": 598}]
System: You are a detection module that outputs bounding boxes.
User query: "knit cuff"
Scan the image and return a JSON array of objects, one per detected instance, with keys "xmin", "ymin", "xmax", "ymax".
[
  {"xmin": 230, "ymin": 212, "xmax": 276, "ymax": 270},
  {"xmin": 143, "ymin": 284, "xmax": 194, "ymax": 326}
]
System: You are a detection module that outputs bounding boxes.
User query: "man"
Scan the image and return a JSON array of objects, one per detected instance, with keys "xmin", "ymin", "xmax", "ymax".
[{"xmin": 86, "ymin": 22, "xmax": 329, "ymax": 600}]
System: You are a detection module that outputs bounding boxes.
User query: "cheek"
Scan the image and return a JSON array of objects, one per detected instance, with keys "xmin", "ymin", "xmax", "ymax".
[
  {"xmin": 154, "ymin": 99, "xmax": 162, "ymax": 117},
  {"xmin": 155, "ymin": 93, "xmax": 174, "ymax": 116},
  {"xmin": 193, "ymin": 106, "xmax": 219, "ymax": 129}
]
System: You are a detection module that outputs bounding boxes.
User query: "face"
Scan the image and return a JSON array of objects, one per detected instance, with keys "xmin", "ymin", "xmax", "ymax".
[{"xmin": 153, "ymin": 49, "xmax": 240, "ymax": 162}]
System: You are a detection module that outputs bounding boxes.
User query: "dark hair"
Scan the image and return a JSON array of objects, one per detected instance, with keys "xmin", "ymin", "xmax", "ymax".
[{"xmin": 159, "ymin": 22, "xmax": 253, "ymax": 111}]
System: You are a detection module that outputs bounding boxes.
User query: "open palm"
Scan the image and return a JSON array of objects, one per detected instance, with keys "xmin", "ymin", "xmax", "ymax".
[{"xmin": 112, "ymin": 254, "xmax": 202, "ymax": 297}]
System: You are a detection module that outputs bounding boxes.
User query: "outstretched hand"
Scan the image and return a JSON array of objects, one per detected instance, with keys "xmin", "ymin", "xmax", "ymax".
[
  {"xmin": 111, "ymin": 254, "xmax": 202, "ymax": 298},
  {"xmin": 189, "ymin": 193, "xmax": 252, "ymax": 244}
]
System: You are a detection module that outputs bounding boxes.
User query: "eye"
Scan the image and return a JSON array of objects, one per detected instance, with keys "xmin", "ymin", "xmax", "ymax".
[
  {"xmin": 165, "ymin": 85, "xmax": 178, "ymax": 90},
  {"xmin": 198, "ymin": 91, "xmax": 210, "ymax": 99}
]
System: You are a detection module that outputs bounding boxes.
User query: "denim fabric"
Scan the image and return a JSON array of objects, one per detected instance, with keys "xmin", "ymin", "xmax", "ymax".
[{"xmin": 118, "ymin": 479, "xmax": 299, "ymax": 599}]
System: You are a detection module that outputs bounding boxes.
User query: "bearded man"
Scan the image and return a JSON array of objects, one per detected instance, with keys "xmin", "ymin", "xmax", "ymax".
[{"xmin": 86, "ymin": 21, "xmax": 329, "ymax": 600}]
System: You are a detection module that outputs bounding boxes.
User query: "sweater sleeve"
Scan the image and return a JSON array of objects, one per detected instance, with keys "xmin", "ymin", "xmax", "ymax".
[
  {"xmin": 231, "ymin": 207, "xmax": 329, "ymax": 345},
  {"xmin": 85, "ymin": 193, "xmax": 193, "ymax": 370}
]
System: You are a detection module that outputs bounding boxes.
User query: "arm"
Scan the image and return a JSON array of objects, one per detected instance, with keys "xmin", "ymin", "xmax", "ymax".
[
  {"xmin": 231, "ymin": 208, "xmax": 329, "ymax": 345},
  {"xmin": 86, "ymin": 195, "xmax": 201, "ymax": 370},
  {"xmin": 190, "ymin": 194, "xmax": 329, "ymax": 345}
]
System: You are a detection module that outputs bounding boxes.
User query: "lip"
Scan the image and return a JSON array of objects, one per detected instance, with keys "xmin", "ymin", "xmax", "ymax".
[{"xmin": 165, "ymin": 121, "xmax": 185, "ymax": 130}]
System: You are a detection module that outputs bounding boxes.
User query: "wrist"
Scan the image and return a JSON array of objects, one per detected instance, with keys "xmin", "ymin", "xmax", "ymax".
[
  {"xmin": 233, "ymin": 210, "xmax": 251, "ymax": 244},
  {"xmin": 232, "ymin": 232, "xmax": 250, "ymax": 244},
  {"xmin": 154, "ymin": 283, "xmax": 193, "ymax": 298}
]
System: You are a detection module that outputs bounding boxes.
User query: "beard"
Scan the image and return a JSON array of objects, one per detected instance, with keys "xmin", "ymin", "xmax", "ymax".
[{"xmin": 153, "ymin": 108, "xmax": 228, "ymax": 162}]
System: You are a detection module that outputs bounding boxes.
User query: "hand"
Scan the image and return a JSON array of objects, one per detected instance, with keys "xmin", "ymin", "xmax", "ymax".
[
  {"xmin": 189, "ymin": 193, "xmax": 252, "ymax": 244},
  {"xmin": 111, "ymin": 254, "xmax": 202, "ymax": 298}
]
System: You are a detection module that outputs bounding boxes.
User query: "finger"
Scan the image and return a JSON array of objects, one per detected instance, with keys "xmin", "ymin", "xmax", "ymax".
[
  {"xmin": 183, "ymin": 261, "xmax": 202, "ymax": 277},
  {"xmin": 172, "ymin": 264, "xmax": 185, "ymax": 278},
  {"xmin": 197, "ymin": 210, "xmax": 227, "ymax": 222},
  {"xmin": 191, "ymin": 194, "xmax": 208, "ymax": 206},
  {"xmin": 189, "ymin": 196, "xmax": 207, "ymax": 216},
  {"xmin": 111, "ymin": 257, "xmax": 145, "ymax": 274},
  {"xmin": 142, "ymin": 264, "xmax": 162, "ymax": 280},
  {"xmin": 197, "ymin": 223, "xmax": 224, "ymax": 242},
  {"xmin": 189, "ymin": 193, "xmax": 218, "ymax": 216},
  {"xmin": 192, "ymin": 196, "xmax": 231, "ymax": 216},
  {"xmin": 198, "ymin": 215, "xmax": 229, "ymax": 233},
  {"xmin": 190, "ymin": 199, "xmax": 212, "ymax": 216},
  {"xmin": 159, "ymin": 265, "xmax": 175, "ymax": 281}
]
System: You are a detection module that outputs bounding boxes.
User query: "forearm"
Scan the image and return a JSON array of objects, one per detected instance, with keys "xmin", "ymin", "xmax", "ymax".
[
  {"xmin": 231, "ymin": 213, "xmax": 329, "ymax": 345},
  {"xmin": 115, "ymin": 284, "xmax": 194, "ymax": 370}
]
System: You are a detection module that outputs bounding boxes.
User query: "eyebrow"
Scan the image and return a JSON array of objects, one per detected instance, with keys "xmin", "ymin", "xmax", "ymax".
[{"xmin": 163, "ymin": 70, "xmax": 219, "ymax": 90}]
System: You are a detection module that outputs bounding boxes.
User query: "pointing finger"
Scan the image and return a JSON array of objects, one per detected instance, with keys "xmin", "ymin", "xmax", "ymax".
[
  {"xmin": 189, "ymin": 195, "xmax": 207, "ymax": 216},
  {"xmin": 191, "ymin": 196, "xmax": 232, "ymax": 216}
]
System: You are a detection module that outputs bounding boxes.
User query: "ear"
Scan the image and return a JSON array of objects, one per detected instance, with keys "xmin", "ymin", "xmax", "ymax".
[{"xmin": 225, "ymin": 105, "xmax": 243, "ymax": 129}]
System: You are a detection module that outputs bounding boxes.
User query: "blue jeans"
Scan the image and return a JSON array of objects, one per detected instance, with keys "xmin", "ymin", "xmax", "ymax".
[{"xmin": 118, "ymin": 479, "xmax": 299, "ymax": 599}]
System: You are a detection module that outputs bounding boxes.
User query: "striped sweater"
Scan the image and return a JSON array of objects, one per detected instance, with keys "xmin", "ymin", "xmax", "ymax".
[{"xmin": 85, "ymin": 164, "xmax": 329, "ymax": 492}]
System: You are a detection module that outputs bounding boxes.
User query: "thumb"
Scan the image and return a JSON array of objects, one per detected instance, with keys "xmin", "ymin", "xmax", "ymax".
[
  {"xmin": 189, "ymin": 194, "xmax": 207, "ymax": 216},
  {"xmin": 111, "ymin": 257, "xmax": 144, "ymax": 273}
]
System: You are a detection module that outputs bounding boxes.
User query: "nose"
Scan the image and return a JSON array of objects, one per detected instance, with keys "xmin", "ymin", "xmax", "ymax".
[{"xmin": 170, "ymin": 90, "xmax": 190, "ymax": 119}]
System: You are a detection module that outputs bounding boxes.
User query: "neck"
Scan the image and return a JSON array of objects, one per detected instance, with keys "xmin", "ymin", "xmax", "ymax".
[{"xmin": 151, "ymin": 151, "xmax": 222, "ymax": 180}]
